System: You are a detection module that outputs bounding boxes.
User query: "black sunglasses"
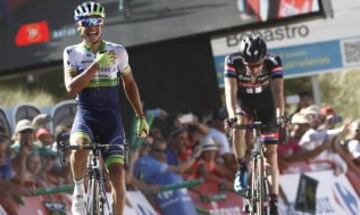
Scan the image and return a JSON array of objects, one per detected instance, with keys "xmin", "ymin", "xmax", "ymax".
[{"xmin": 153, "ymin": 148, "xmax": 167, "ymax": 154}]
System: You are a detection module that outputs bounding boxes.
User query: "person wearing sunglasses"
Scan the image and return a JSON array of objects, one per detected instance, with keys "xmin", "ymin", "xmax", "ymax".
[
  {"xmin": 224, "ymin": 33, "xmax": 285, "ymax": 215},
  {"xmin": 63, "ymin": 1, "xmax": 149, "ymax": 215}
]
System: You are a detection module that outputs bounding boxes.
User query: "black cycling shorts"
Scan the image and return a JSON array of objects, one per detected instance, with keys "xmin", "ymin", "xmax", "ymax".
[{"xmin": 237, "ymin": 87, "xmax": 278, "ymax": 144}]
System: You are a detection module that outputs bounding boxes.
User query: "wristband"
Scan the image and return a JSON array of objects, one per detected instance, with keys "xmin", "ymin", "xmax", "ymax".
[{"xmin": 136, "ymin": 113, "xmax": 145, "ymax": 119}]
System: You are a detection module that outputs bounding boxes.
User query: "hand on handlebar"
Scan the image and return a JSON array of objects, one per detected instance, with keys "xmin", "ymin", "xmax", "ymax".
[
  {"xmin": 276, "ymin": 116, "xmax": 289, "ymax": 128},
  {"xmin": 277, "ymin": 116, "xmax": 290, "ymax": 144},
  {"xmin": 224, "ymin": 117, "xmax": 237, "ymax": 132}
]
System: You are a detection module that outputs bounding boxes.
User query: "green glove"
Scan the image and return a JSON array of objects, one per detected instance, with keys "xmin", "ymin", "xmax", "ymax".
[
  {"xmin": 137, "ymin": 116, "xmax": 149, "ymax": 137},
  {"xmin": 95, "ymin": 51, "xmax": 116, "ymax": 69}
]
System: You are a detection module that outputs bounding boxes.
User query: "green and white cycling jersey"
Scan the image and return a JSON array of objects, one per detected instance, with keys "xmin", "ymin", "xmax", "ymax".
[{"xmin": 63, "ymin": 40, "xmax": 131, "ymax": 111}]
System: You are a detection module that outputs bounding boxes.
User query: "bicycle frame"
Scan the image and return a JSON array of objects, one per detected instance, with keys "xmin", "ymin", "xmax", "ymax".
[
  {"xmin": 249, "ymin": 124, "xmax": 270, "ymax": 215},
  {"xmin": 58, "ymin": 141, "xmax": 127, "ymax": 215},
  {"xmin": 86, "ymin": 146, "xmax": 111, "ymax": 215},
  {"xmin": 232, "ymin": 122, "xmax": 270, "ymax": 215}
]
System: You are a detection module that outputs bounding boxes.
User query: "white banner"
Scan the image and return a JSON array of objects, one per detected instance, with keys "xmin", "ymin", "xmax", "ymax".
[{"xmin": 279, "ymin": 170, "xmax": 360, "ymax": 215}]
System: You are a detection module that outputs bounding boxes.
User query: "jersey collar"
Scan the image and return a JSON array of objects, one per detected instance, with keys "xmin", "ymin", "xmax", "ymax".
[{"xmin": 82, "ymin": 40, "xmax": 106, "ymax": 52}]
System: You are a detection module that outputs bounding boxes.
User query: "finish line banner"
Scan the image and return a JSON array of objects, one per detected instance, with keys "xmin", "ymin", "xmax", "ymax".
[{"xmin": 279, "ymin": 170, "xmax": 360, "ymax": 215}]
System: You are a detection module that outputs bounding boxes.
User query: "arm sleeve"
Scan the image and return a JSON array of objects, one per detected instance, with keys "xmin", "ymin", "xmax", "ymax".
[
  {"xmin": 63, "ymin": 47, "xmax": 78, "ymax": 77},
  {"xmin": 209, "ymin": 129, "xmax": 231, "ymax": 155},
  {"xmin": 325, "ymin": 128, "xmax": 343, "ymax": 140},
  {"xmin": 116, "ymin": 47, "xmax": 131, "ymax": 76},
  {"xmin": 224, "ymin": 56, "xmax": 237, "ymax": 78},
  {"xmin": 141, "ymin": 157, "xmax": 169, "ymax": 180},
  {"xmin": 269, "ymin": 56, "xmax": 283, "ymax": 79}
]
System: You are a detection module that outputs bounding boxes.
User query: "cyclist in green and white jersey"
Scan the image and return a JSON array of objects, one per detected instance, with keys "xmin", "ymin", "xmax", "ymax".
[{"xmin": 63, "ymin": 2, "xmax": 149, "ymax": 214}]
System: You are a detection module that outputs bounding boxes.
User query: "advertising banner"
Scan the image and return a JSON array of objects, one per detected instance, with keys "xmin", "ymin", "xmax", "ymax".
[
  {"xmin": 279, "ymin": 170, "xmax": 360, "ymax": 215},
  {"xmin": 211, "ymin": 0, "xmax": 360, "ymax": 86},
  {"xmin": 0, "ymin": 0, "xmax": 321, "ymax": 73},
  {"xmin": 8, "ymin": 191, "xmax": 158, "ymax": 215},
  {"xmin": 125, "ymin": 191, "xmax": 159, "ymax": 215},
  {"xmin": 189, "ymin": 190, "xmax": 244, "ymax": 215}
]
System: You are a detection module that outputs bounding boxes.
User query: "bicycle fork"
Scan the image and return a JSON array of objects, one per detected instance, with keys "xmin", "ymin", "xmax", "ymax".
[
  {"xmin": 87, "ymin": 152, "xmax": 112, "ymax": 215},
  {"xmin": 247, "ymin": 152, "xmax": 270, "ymax": 215}
]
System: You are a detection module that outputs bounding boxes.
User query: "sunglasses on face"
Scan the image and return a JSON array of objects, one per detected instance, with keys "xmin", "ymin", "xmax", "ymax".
[
  {"xmin": 244, "ymin": 61, "xmax": 263, "ymax": 69},
  {"xmin": 79, "ymin": 17, "xmax": 104, "ymax": 27},
  {"xmin": 153, "ymin": 148, "xmax": 167, "ymax": 154}
]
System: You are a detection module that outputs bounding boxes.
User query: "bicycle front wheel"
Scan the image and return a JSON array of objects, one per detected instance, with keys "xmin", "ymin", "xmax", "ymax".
[
  {"xmin": 256, "ymin": 156, "xmax": 265, "ymax": 215},
  {"xmin": 87, "ymin": 177, "xmax": 100, "ymax": 215}
]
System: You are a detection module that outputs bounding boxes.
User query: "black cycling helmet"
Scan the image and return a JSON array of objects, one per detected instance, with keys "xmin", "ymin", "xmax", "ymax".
[{"xmin": 239, "ymin": 33, "xmax": 267, "ymax": 64}]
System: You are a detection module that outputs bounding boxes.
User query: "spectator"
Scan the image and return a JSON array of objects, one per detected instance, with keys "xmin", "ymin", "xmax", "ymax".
[
  {"xmin": 0, "ymin": 128, "xmax": 13, "ymax": 182},
  {"xmin": 319, "ymin": 106, "xmax": 343, "ymax": 130},
  {"xmin": 298, "ymin": 107, "xmax": 349, "ymax": 175},
  {"xmin": 10, "ymin": 120, "xmax": 43, "ymax": 188},
  {"xmin": 166, "ymin": 127, "xmax": 191, "ymax": 165},
  {"xmin": 34, "ymin": 128, "xmax": 58, "ymax": 161},
  {"xmin": 278, "ymin": 113, "xmax": 305, "ymax": 171},
  {"xmin": 35, "ymin": 128, "xmax": 53, "ymax": 148},
  {"xmin": 300, "ymin": 105, "xmax": 322, "ymax": 129},
  {"xmin": 149, "ymin": 127, "xmax": 164, "ymax": 140},
  {"xmin": 191, "ymin": 136, "xmax": 233, "ymax": 191},
  {"xmin": 25, "ymin": 153, "xmax": 47, "ymax": 187},
  {"xmin": 347, "ymin": 120, "xmax": 360, "ymax": 164},
  {"xmin": 40, "ymin": 150, "xmax": 59, "ymax": 186},
  {"xmin": 205, "ymin": 110, "xmax": 236, "ymax": 174},
  {"xmin": 126, "ymin": 136, "xmax": 161, "ymax": 194},
  {"xmin": 279, "ymin": 113, "xmax": 345, "ymax": 174},
  {"xmin": 32, "ymin": 113, "xmax": 51, "ymax": 130},
  {"xmin": 134, "ymin": 139, "xmax": 202, "ymax": 215},
  {"xmin": 10, "ymin": 119, "xmax": 40, "ymax": 155},
  {"xmin": 0, "ymin": 127, "xmax": 19, "ymax": 215},
  {"xmin": 187, "ymin": 124, "xmax": 203, "ymax": 149}
]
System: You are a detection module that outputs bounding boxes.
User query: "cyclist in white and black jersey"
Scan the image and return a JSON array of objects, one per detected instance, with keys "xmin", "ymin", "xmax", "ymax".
[
  {"xmin": 224, "ymin": 33, "xmax": 285, "ymax": 215},
  {"xmin": 63, "ymin": 2, "xmax": 149, "ymax": 215}
]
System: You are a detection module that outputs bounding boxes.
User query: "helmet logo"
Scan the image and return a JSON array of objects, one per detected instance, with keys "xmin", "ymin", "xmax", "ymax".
[{"xmin": 245, "ymin": 45, "xmax": 258, "ymax": 57}]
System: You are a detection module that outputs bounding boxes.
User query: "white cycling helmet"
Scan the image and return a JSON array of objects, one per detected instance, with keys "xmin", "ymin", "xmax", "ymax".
[{"xmin": 74, "ymin": 1, "xmax": 105, "ymax": 22}]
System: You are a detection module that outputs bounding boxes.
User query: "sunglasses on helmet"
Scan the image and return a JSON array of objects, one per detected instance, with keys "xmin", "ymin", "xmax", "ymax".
[{"xmin": 78, "ymin": 17, "xmax": 104, "ymax": 27}]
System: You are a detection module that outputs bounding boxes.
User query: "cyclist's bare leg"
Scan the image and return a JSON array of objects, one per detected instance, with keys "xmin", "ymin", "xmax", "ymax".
[
  {"xmin": 108, "ymin": 163, "xmax": 125, "ymax": 215},
  {"xmin": 232, "ymin": 115, "xmax": 248, "ymax": 160},
  {"xmin": 70, "ymin": 137, "xmax": 90, "ymax": 214},
  {"xmin": 264, "ymin": 144, "xmax": 279, "ymax": 194},
  {"xmin": 70, "ymin": 137, "xmax": 90, "ymax": 181},
  {"xmin": 232, "ymin": 115, "xmax": 251, "ymax": 193}
]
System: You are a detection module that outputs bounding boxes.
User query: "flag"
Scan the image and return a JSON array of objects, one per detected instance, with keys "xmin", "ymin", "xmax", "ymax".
[
  {"xmin": 15, "ymin": 20, "xmax": 50, "ymax": 47},
  {"xmin": 294, "ymin": 174, "xmax": 318, "ymax": 214}
]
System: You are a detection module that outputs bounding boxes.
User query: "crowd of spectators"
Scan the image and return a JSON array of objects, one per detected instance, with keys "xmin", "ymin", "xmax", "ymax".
[{"xmin": 0, "ymin": 91, "xmax": 359, "ymax": 214}]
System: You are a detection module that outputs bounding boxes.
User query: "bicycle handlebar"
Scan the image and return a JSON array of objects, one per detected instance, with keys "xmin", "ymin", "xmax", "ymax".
[
  {"xmin": 229, "ymin": 122, "xmax": 288, "ymax": 144},
  {"xmin": 231, "ymin": 122, "xmax": 270, "ymax": 130}
]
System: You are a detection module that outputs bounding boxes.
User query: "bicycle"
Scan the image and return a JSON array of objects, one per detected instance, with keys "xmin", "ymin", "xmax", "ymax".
[
  {"xmin": 231, "ymin": 122, "xmax": 271, "ymax": 215},
  {"xmin": 58, "ymin": 140, "xmax": 128, "ymax": 215}
]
